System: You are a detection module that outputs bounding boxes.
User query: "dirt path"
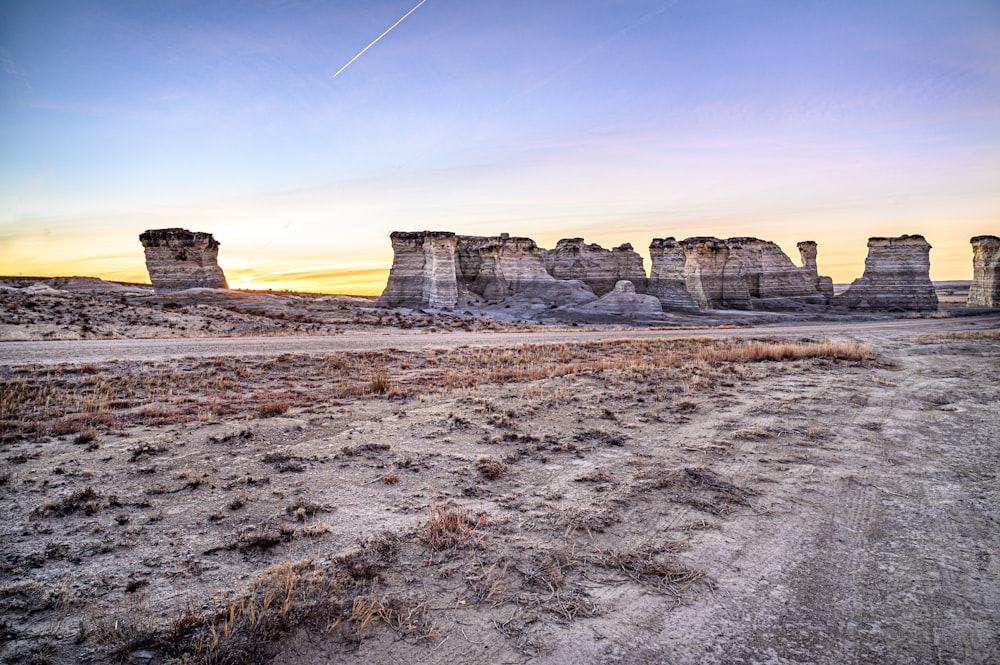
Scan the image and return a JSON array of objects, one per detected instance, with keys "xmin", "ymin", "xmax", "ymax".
[{"xmin": 2, "ymin": 313, "xmax": 998, "ymax": 365}]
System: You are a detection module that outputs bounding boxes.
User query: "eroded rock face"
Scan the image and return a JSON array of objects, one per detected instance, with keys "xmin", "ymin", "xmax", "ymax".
[
  {"xmin": 544, "ymin": 238, "xmax": 648, "ymax": 296},
  {"xmin": 139, "ymin": 228, "xmax": 228, "ymax": 292},
  {"xmin": 457, "ymin": 234, "xmax": 556, "ymax": 302},
  {"xmin": 679, "ymin": 237, "xmax": 829, "ymax": 310},
  {"xmin": 555, "ymin": 280, "xmax": 667, "ymax": 323},
  {"xmin": 679, "ymin": 237, "xmax": 750, "ymax": 309},
  {"xmin": 377, "ymin": 231, "xmax": 458, "ymax": 308},
  {"xmin": 835, "ymin": 235, "xmax": 938, "ymax": 311},
  {"xmin": 968, "ymin": 235, "xmax": 1000, "ymax": 308},
  {"xmin": 648, "ymin": 238, "xmax": 700, "ymax": 312}
]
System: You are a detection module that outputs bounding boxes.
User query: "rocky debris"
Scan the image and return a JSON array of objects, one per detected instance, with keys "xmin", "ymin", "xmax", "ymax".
[
  {"xmin": 377, "ymin": 231, "xmax": 459, "ymax": 308},
  {"xmin": 544, "ymin": 238, "xmax": 648, "ymax": 295},
  {"xmin": 553, "ymin": 280, "xmax": 668, "ymax": 323},
  {"xmin": 139, "ymin": 228, "xmax": 228, "ymax": 293},
  {"xmin": 967, "ymin": 235, "xmax": 1000, "ymax": 308},
  {"xmin": 648, "ymin": 238, "xmax": 701, "ymax": 312},
  {"xmin": 835, "ymin": 235, "xmax": 938, "ymax": 311},
  {"xmin": 679, "ymin": 237, "xmax": 829, "ymax": 310}
]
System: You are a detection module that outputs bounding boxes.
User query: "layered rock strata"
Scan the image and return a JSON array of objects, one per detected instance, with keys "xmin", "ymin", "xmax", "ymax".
[
  {"xmin": 835, "ymin": 235, "xmax": 938, "ymax": 311},
  {"xmin": 678, "ymin": 237, "xmax": 829, "ymax": 310},
  {"xmin": 967, "ymin": 235, "xmax": 1000, "ymax": 308},
  {"xmin": 377, "ymin": 231, "xmax": 458, "ymax": 308},
  {"xmin": 456, "ymin": 234, "xmax": 558, "ymax": 302},
  {"xmin": 647, "ymin": 238, "xmax": 700, "ymax": 312},
  {"xmin": 544, "ymin": 239, "xmax": 648, "ymax": 295},
  {"xmin": 139, "ymin": 228, "xmax": 228, "ymax": 292}
]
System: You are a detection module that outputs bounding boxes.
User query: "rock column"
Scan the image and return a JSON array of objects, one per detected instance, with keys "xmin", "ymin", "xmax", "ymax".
[
  {"xmin": 967, "ymin": 235, "xmax": 1000, "ymax": 308},
  {"xmin": 377, "ymin": 231, "xmax": 458, "ymax": 308},
  {"xmin": 139, "ymin": 228, "xmax": 228, "ymax": 293},
  {"xmin": 835, "ymin": 235, "xmax": 938, "ymax": 311}
]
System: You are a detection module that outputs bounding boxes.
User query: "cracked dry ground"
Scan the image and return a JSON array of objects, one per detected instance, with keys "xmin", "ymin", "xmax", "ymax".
[{"xmin": 1, "ymin": 332, "xmax": 997, "ymax": 664}]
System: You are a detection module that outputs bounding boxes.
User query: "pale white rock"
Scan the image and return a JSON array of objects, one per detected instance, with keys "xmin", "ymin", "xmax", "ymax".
[
  {"xmin": 543, "ymin": 238, "xmax": 648, "ymax": 296},
  {"xmin": 679, "ymin": 237, "xmax": 829, "ymax": 310},
  {"xmin": 648, "ymin": 238, "xmax": 701, "ymax": 312},
  {"xmin": 139, "ymin": 229, "xmax": 228, "ymax": 293},
  {"xmin": 377, "ymin": 231, "xmax": 458, "ymax": 308},
  {"xmin": 835, "ymin": 235, "xmax": 938, "ymax": 311},
  {"xmin": 967, "ymin": 235, "xmax": 1000, "ymax": 308}
]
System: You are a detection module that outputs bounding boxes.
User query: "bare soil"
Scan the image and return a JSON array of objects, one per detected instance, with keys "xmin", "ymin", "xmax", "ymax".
[{"xmin": 0, "ymin": 285, "xmax": 997, "ymax": 665}]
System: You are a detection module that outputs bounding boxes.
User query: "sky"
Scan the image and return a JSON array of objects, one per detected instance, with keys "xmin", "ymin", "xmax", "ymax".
[{"xmin": 1, "ymin": 0, "xmax": 998, "ymax": 294}]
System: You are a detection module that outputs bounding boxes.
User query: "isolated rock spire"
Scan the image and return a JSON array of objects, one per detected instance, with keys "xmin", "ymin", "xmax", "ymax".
[
  {"xmin": 139, "ymin": 228, "xmax": 228, "ymax": 293},
  {"xmin": 835, "ymin": 235, "xmax": 938, "ymax": 311},
  {"xmin": 967, "ymin": 235, "xmax": 1000, "ymax": 308}
]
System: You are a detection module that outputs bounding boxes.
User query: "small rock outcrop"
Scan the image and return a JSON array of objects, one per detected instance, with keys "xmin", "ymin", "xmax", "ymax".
[
  {"xmin": 967, "ymin": 235, "xmax": 1000, "ymax": 308},
  {"xmin": 544, "ymin": 239, "xmax": 648, "ymax": 295},
  {"xmin": 377, "ymin": 231, "xmax": 458, "ymax": 308},
  {"xmin": 139, "ymin": 228, "xmax": 228, "ymax": 293},
  {"xmin": 835, "ymin": 235, "xmax": 938, "ymax": 311},
  {"xmin": 648, "ymin": 238, "xmax": 700, "ymax": 312},
  {"xmin": 677, "ymin": 237, "xmax": 827, "ymax": 310},
  {"xmin": 555, "ymin": 280, "xmax": 667, "ymax": 323}
]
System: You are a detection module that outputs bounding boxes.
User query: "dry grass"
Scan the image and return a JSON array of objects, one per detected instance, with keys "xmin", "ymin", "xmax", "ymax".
[
  {"xmin": 914, "ymin": 327, "xmax": 1000, "ymax": 342},
  {"xmin": 1, "ymin": 337, "xmax": 876, "ymax": 445}
]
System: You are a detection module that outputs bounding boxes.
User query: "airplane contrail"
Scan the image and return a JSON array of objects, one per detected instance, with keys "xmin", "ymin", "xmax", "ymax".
[{"xmin": 331, "ymin": 0, "xmax": 427, "ymax": 79}]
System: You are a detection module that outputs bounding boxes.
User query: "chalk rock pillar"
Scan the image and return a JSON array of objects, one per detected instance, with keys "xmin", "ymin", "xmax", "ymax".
[
  {"xmin": 968, "ymin": 235, "xmax": 1000, "ymax": 308},
  {"xmin": 836, "ymin": 235, "xmax": 938, "ymax": 311},
  {"xmin": 681, "ymin": 237, "xmax": 752, "ymax": 310},
  {"xmin": 139, "ymin": 228, "xmax": 228, "ymax": 293},
  {"xmin": 797, "ymin": 240, "xmax": 834, "ymax": 298},
  {"xmin": 648, "ymin": 238, "xmax": 700, "ymax": 312},
  {"xmin": 377, "ymin": 231, "xmax": 458, "ymax": 308}
]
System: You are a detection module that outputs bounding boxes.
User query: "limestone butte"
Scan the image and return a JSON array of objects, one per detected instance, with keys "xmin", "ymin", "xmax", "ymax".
[
  {"xmin": 378, "ymin": 230, "xmax": 945, "ymax": 316},
  {"xmin": 967, "ymin": 235, "xmax": 1000, "ymax": 308},
  {"xmin": 648, "ymin": 238, "xmax": 701, "ymax": 312},
  {"xmin": 835, "ymin": 235, "xmax": 938, "ymax": 311},
  {"xmin": 139, "ymin": 228, "xmax": 228, "ymax": 293},
  {"xmin": 378, "ymin": 231, "xmax": 459, "ymax": 308},
  {"xmin": 677, "ymin": 237, "xmax": 828, "ymax": 310},
  {"xmin": 544, "ymin": 238, "xmax": 648, "ymax": 296}
]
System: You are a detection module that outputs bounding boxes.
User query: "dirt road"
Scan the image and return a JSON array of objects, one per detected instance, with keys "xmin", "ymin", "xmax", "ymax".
[{"xmin": 2, "ymin": 313, "xmax": 998, "ymax": 365}]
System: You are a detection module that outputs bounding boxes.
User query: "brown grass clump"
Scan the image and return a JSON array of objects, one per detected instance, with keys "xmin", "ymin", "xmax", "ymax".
[
  {"xmin": 416, "ymin": 499, "xmax": 486, "ymax": 552},
  {"xmin": 594, "ymin": 541, "xmax": 704, "ymax": 595},
  {"xmin": 475, "ymin": 455, "xmax": 505, "ymax": 480}
]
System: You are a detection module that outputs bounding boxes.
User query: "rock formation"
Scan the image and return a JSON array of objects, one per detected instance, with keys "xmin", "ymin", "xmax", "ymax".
[
  {"xmin": 554, "ymin": 280, "xmax": 668, "ymax": 323},
  {"xmin": 544, "ymin": 239, "xmax": 648, "ymax": 295},
  {"xmin": 139, "ymin": 228, "xmax": 228, "ymax": 293},
  {"xmin": 647, "ymin": 238, "xmax": 700, "ymax": 312},
  {"xmin": 835, "ymin": 235, "xmax": 938, "ymax": 311},
  {"xmin": 377, "ymin": 231, "xmax": 459, "ymax": 308},
  {"xmin": 456, "ymin": 234, "xmax": 559, "ymax": 302},
  {"xmin": 677, "ymin": 237, "xmax": 830, "ymax": 310},
  {"xmin": 967, "ymin": 235, "xmax": 1000, "ymax": 308},
  {"xmin": 797, "ymin": 241, "xmax": 835, "ymax": 298}
]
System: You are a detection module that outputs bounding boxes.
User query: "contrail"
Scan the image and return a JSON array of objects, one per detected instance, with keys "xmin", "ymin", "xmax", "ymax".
[{"xmin": 331, "ymin": 0, "xmax": 427, "ymax": 79}]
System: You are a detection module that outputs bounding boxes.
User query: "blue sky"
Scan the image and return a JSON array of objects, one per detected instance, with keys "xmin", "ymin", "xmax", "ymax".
[{"xmin": 2, "ymin": 0, "xmax": 998, "ymax": 292}]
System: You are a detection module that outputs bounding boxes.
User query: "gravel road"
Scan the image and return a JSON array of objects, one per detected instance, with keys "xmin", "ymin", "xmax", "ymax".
[{"xmin": 2, "ymin": 314, "xmax": 998, "ymax": 365}]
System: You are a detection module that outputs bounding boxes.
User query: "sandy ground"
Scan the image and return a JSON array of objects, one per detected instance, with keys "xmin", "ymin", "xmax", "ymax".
[{"xmin": 1, "ymin": 284, "xmax": 998, "ymax": 665}]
